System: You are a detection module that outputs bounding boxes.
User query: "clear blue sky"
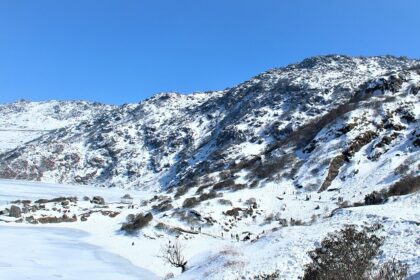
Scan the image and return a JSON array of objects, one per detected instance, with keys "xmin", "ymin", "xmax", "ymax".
[{"xmin": 1, "ymin": 0, "xmax": 420, "ymax": 104}]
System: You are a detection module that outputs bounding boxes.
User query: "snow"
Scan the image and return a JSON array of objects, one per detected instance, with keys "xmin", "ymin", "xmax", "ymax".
[
  {"xmin": 0, "ymin": 129, "xmax": 45, "ymax": 154},
  {"xmin": 0, "ymin": 179, "xmax": 419, "ymax": 279},
  {"xmin": 0, "ymin": 225, "xmax": 158, "ymax": 280},
  {"xmin": 0, "ymin": 179, "xmax": 153, "ymax": 206},
  {"xmin": 0, "ymin": 100, "xmax": 113, "ymax": 153},
  {"xmin": 0, "ymin": 56, "xmax": 419, "ymax": 279}
]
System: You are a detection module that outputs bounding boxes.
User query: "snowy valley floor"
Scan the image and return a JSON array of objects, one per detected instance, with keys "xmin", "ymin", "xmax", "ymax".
[
  {"xmin": 0, "ymin": 179, "xmax": 419, "ymax": 280},
  {"xmin": 0, "ymin": 225, "xmax": 158, "ymax": 280}
]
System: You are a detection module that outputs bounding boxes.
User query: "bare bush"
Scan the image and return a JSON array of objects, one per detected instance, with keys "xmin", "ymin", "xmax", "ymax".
[
  {"xmin": 302, "ymin": 225, "xmax": 383, "ymax": 280},
  {"xmin": 160, "ymin": 240, "xmax": 188, "ymax": 272}
]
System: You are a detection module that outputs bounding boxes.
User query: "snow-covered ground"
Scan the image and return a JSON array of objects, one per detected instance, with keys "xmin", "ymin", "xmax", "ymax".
[
  {"xmin": 0, "ymin": 100, "xmax": 113, "ymax": 153},
  {"xmin": 0, "ymin": 129, "xmax": 47, "ymax": 154},
  {"xmin": 0, "ymin": 225, "xmax": 158, "ymax": 280},
  {"xmin": 0, "ymin": 179, "xmax": 154, "ymax": 206},
  {"xmin": 0, "ymin": 179, "xmax": 419, "ymax": 279}
]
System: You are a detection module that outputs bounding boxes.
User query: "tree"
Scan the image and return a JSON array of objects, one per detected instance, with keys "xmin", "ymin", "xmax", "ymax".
[
  {"xmin": 303, "ymin": 225, "xmax": 384, "ymax": 280},
  {"xmin": 160, "ymin": 240, "xmax": 188, "ymax": 273}
]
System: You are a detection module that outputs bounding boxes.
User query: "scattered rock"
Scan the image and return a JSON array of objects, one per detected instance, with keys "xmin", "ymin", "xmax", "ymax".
[
  {"xmin": 91, "ymin": 196, "xmax": 105, "ymax": 205},
  {"xmin": 35, "ymin": 197, "xmax": 77, "ymax": 204},
  {"xmin": 224, "ymin": 207, "xmax": 243, "ymax": 217},
  {"xmin": 9, "ymin": 205, "xmax": 22, "ymax": 218},
  {"xmin": 37, "ymin": 214, "xmax": 77, "ymax": 224}
]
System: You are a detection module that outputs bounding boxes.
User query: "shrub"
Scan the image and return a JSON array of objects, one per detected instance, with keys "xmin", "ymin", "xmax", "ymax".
[
  {"xmin": 121, "ymin": 212, "xmax": 153, "ymax": 234},
  {"xmin": 182, "ymin": 197, "xmax": 199, "ymax": 208},
  {"xmin": 251, "ymin": 270, "xmax": 281, "ymax": 280},
  {"xmin": 152, "ymin": 199, "xmax": 173, "ymax": 212},
  {"xmin": 302, "ymin": 225, "xmax": 383, "ymax": 280},
  {"xmin": 198, "ymin": 190, "xmax": 218, "ymax": 202},
  {"xmin": 195, "ymin": 184, "xmax": 212, "ymax": 194},
  {"xmin": 364, "ymin": 191, "xmax": 388, "ymax": 205},
  {"xmin": 230, "ymin": 183, "xmax": 247, "ymax": 191},
  {"xmin": 263, "ymin": 213, "xmax": 275, "ymax": 224},
  {"xmin": 385, "ymin": 175, "xmax": 420, "ymax": 197},
  {"xmin": 172, "ymin": 209, "xmax": 202, "ymax": 225},
  {"xmin": 247, "ymin": 154, "xmax": 295, "ymax": 180},
  {"xmin": 174, "ymin": 184, "xmax": 189, "ymax": 198},
  {"xmin": 154, "ymin": 222, "xmax": 179, "ymax": 235},
  {"xmin": 219, "ymin": 170, "xmax": 232, "ymax": 180},
  {"xmin": 212, "ymin": 179, "xmax": 235, "ymax": 190},
  {"xmin": 249, "ymin": 180, "xmax": 259, "ymax": 188},
  {"xmin": 372, "ymin": 259, "xmax": 408, "ymax": 280},
  {"xmin": 289, "ymin": 218, "xmax": 304, "ymax": 226}
]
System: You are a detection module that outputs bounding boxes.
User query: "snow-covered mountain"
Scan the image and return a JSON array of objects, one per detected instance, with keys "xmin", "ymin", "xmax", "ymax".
[
  {"xmin": 0, "ymin": 55, "xmax": 418, "ymax": 192},
  {"xmin": 0, "ymin": 55, "xmax": 419, "ymax": 279},
  {"xmin": 0, "ymin": 100, "xmax": 114, "ymax": 153}
]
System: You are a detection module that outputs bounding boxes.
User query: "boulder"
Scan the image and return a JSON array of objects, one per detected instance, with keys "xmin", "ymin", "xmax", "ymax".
[
  {"xmin": 91, "ymin": 196, "xmax": 105, "ymax": 205},
  {"xmin": 61, "ymin": 200, "xmax": 69, "ymax": 206},
  {"xmin": 9, "ymin": 205, "xmax": 22, "ymax": 218}
]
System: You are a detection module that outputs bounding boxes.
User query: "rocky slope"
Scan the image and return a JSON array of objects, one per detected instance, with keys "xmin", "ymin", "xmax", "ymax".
[{"xmin": 0, "ymin": 55, "xmax": 418, "ymax": 192}]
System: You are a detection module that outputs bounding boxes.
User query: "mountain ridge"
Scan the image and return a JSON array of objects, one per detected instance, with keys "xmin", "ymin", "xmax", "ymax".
[{"xmin": 0, "ymin": 55, "xmax": 418, "ymax": 192}]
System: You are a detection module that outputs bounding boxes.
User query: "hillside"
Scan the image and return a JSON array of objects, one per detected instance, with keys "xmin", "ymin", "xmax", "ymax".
[
  {"xmin": 0, "ymin": 55, "xmax": 418, "ymax": 191},
  {"xmin": 0, "ymin": 55, "xmax": 419, "ymax": 279}
]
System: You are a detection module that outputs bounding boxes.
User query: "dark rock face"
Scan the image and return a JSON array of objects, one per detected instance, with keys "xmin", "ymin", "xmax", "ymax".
[{"xmin": 9, "ymin": 205, "xmax": 22, "ymax": 218}]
